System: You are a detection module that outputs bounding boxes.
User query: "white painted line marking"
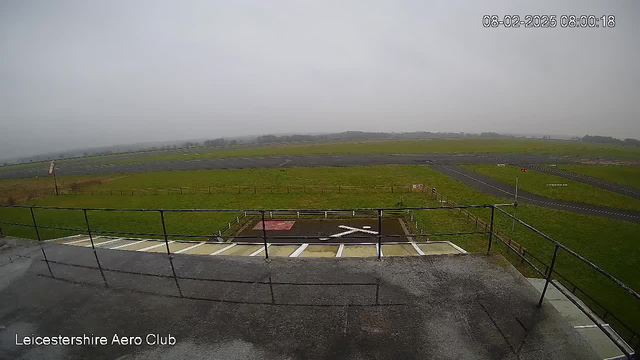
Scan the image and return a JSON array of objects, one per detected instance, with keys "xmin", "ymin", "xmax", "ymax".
[
  {"xmin": 249, "ymin": 244, "xmax": 270, "ymax": 256},
  {"xmin": 573, "ymin": 324, "xmax": 609, "ymax": 329},
  {"xmin": 447, "ymin": 241, "xmax": 468, "ymax": 254},
  {"xmin": 64, "ymin": 237, "xmax": 92, "ymax": 245},
  {"xmin": 210, "ymin": 243, "xmax": 236, "ymax": 255},
  {"xmin": 411, "ymin": 242, "xmax": 425, "ymax": 256},
  {"xmin": 290, "ymin": 244, "xmax": 309, "ymax": 257},
  {"xmin": 111, "ymin": 240, "xmax": 146, "ymax": 249},
  {"xmin": 338, "ymin": 225, "xmax": 378, "ymax": 234},
  {"xmin": 336, "ymin": 244, "xmax": 344, "ymax": 257},
  {"xmin": 362, "ymin": 226, "xmax": 371, "ymax": 229},
  {"xmin": 175, "ymin": 242, "xmax": 205, "ymax": 254},
  {"xmin": 88, "ymin": 238, "xmax": 124, "ymax": 247},
  {"xmin": 138, "ymin": 241, "xmax": 173, "ymax": 252},
  {"xmin": 46, "ymin": 234, "xmax": 83, "ymax": 242}
]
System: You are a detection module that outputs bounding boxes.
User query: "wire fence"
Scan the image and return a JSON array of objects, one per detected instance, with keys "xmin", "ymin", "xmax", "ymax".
[{"xmin": 52, "ymin": 184, "xmax": 432, "ymax": 196}]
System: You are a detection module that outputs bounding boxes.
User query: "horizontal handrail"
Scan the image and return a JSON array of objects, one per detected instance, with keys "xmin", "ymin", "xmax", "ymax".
[{"xmin": 494, "ymin": 206, "xmax": 640, "ymax": 302}]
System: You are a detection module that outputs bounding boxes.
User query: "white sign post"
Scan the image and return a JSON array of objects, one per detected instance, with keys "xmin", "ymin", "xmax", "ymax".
[{"xmin": 49, "ymin": 161, "xmax": 58, "ymax": 196}]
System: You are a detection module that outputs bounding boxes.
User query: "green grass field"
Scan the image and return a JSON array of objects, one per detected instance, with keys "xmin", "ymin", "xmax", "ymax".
[
  {"xmin": 1, "ymin": 165, "xmax": 639, "ymax": 339},
  {"xmin": 558, "ymin": 164, "xmax": 640, "ymax": 190},
  {"xmin": 3, "ymin": 138, "xmax": 640, "ymax": 172},
  {"xmin": 462, "ymin": 164, "xmax": 640, "ymax": 211}
]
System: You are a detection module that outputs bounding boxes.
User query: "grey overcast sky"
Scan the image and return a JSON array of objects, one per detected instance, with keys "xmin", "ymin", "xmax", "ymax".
[{"xmin": 1, "ymin": 0, "xmax": 639, "ymax": 159}]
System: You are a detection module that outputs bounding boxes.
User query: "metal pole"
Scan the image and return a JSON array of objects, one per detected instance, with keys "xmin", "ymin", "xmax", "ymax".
[
  {"xmin": 160, "ymin": 210, "xmax": 183, "ymax": 297},
  {"xmin": 261, "ymin": 211, "xmax": 269, "ymax": 259},
  {"xmin": 83, "ymin": 209, "xmax": 108, "ymax": 286},
  {"xmin": 377, "ymin": 209, "xmax": 382, "ymax": 259},
  {"xmin": 30, "ymin": 207, "xmax": 53, "ymax": 277},
  {"xmin": 160, "ymin": 210, "xmax": 171, "ymax": 255},
  {"xmin": 538, "ymin": 245, "xmax": 560, "ymax": 308},
  {"xmin": 487, "ymin": 206, "xmax": 495, "ymax": 254},
  {"xmin": 53, "ymin": 168, "xmax": 59, "ymax": 196},
  {"xmin": 512, "ymin": 176, "xmax": 518, "ymax": 232}
]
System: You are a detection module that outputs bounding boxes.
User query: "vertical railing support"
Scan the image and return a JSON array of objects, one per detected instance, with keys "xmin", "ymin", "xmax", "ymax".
[
  {"xmin": 83, "ymin": 209, "xmax": 108, "ymax": 286},
  {"xmin": 487, "ymin": 206, "xmax": 495, "ymax": 254},
  {"xmin": 160, "ymin": 210, "xmax": 183, "ymax": 297},
  {"xmin": 377, "ymin": 209, "xmax": 382, "ymax": 260},
  {"xmin": 538, "ymin": 244, "xmax": 560, "ymax": 308},
  {"xmin": 31, "ymin": 207, "xmax": 54, "ymax": 278},
  {"xmin": 261, "ymin": 211, "xmax": 269, "ymax": 260},
  {"xmin": 160, "ymin": 210, "xmax": 171, "ymax": 255}
]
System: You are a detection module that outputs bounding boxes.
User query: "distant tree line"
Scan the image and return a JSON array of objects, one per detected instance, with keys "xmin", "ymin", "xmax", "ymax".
[
  {"xmin": 4, "ymin": 131, "xmax": 639, "ymax": 167},
  {"xmin": 582, "ymin": 135, "xmax": 640, "ymax": 147}
]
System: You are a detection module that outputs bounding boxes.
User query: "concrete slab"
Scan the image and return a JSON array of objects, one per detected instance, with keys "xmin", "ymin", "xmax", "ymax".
[
  {"xmin": 180, "ymin": 243, "xmax": 231, "ymax": 255},
  {"xmin": 547, "ymin": 298, "xmax": 595, "ymax": 326},
  {"xmin": 217, "ymin": 244, "xmax": 263, "ymax": 256},
  {"xmin": 576, "ymin": 327, "xmax": 629, "ymax": 360},
  {"xmin": 382, "ymin": 244, "xmax": 418, "ymax": 256},
  {"xmin": 99, "ymin": 239, "xmax": 139, "ymax": 249},
  {"xmin": 341, "ymin": 244, "xmax": 378, "ymax": 257},
  {"xmin": 417, "ymin": 242, "xmax": 462, "ymax": 255},
  {"xmin": 119, "ymin": 240, "xmax": 155, "ymax": 251},
  {"xmin": 266, "ymin": 245, "xmax": 299, "ymax": 257},
  {"xmin": 299, "ymin": 245, "xmax": 339, "ymax": 257},
  {"xmin": 527, "ymin": 278, "xmax": 633, "ymax": 359},
  {"xmin": 0, "ymin": 242, "xmax": 600, "ymax": 360},
  {"xmin": 145, "ymin": 241, "xmax": 197, "ymax": 254}
]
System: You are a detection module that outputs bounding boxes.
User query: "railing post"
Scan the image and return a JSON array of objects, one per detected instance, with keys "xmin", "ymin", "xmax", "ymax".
[
  {"xmin": 377, "ymin": 209, "xmax": 382, "ymax": 259},
  {"xmin": 487, "ymin": 206, "xmax": 495, "ymax": 254},
  {"xmin": 160, "ymin": 210, "xmax": 171, "ymax": 255},
  {"xmin": 261, "ymin": 211, "xmax": 269, "ymax": 260},
  {"xmin": 30, "ymin": 207, "xmax": 54, "ymax": 277},
  {"xmin": 160, "ymin": 210, "xmax": 183, "ymax": 297},
  {"xmin": 538, "ymin": 244, "xmax": 560, "ymax": 308},
  {"xmin": 83, "ymin": 209, "xmax": 108, "ymax": 286}
]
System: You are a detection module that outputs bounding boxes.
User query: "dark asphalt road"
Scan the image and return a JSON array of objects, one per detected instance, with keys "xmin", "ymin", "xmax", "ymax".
[
  {"xmin": 430, "ymin": 165, "xmax": 640, "ymax": 223},
  {"xmin": 0, "ymin": 153, "xmax": 587, "ymax": 180},
  {"xmin": 518, "ymin": 164, "xmax": 640, "ymax": 200},
  {"xmin": 0, "ymin": 241, "xmax": 598, "ymax": 360}
]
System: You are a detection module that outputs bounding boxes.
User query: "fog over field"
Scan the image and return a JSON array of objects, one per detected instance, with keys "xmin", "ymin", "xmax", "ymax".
[{"xmin": 1, "ymin": 0, "xmax": 639, "ymax": 159}]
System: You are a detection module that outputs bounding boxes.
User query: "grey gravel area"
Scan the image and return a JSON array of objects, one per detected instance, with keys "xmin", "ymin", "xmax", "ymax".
[
  {"xmin": 0, "ymin": 241, "xmax": 599, "ymax": 360},
  {"xmin": 430, "ymin": 165, "xmax": 640, "ymax": 223}
]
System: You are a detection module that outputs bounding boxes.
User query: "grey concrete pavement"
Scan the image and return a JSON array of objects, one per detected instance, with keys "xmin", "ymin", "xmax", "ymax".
[{"xmin": 0, "ymin": 242, "xmax": 600, "ymax": 360}]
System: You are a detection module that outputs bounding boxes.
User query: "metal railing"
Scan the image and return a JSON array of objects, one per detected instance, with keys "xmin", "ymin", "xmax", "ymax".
[
  {"xmin": 48, "ymin": 184, "xmax": 431, "ymax": 196},
  {"xmin": 0, "ymin": 202, "xmax": 638, "ymax": 358},
  {"xmin": 491, "ymin": 206, "xmax": 638, "ymax": 359}
]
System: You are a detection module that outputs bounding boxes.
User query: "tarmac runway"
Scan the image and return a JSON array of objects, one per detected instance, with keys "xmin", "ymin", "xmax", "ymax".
[
  {"xmin": 430, "ymin": 165, "xmax": 640, "ymax": 223},
  {"xmin": 0, "ymin": 152, "xmax": 593, "ymax": 180}
]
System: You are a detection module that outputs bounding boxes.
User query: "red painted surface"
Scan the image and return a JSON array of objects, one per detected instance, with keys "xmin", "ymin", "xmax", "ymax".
[{"xmin": 252, "ymin": 220, "xmax": 296, "ymax": 231}]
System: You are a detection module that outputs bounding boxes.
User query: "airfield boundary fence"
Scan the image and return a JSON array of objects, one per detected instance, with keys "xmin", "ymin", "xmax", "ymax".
[
  {"xmin": 0, "ymin": 202, "xmax": 638, "ymax": 357},
  {"xmin": 51, "ymin": 184, "xmax": 432, "ymax": 196}
]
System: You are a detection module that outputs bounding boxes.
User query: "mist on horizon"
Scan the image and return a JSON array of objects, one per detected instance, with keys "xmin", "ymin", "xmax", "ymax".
[{"xmin": 1, "ymin": 0, "xmax": 639, "ymax": 159}]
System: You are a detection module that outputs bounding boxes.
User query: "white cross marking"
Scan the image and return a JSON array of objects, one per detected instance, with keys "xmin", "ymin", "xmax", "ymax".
[{"xmin": 319, "ymin": 225, "xmax": 378, "ymax": 241}]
